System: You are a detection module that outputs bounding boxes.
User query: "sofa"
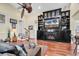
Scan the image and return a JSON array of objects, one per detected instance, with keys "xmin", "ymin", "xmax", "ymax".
[{"xmin": 0, "ymin": 41, "xmax": 48, "ymax": 56}]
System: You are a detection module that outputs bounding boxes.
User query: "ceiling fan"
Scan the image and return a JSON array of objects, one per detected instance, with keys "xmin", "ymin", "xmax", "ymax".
[{"xmin": 18, "ymin": 3, "xmax": 32, "ymax": 19}]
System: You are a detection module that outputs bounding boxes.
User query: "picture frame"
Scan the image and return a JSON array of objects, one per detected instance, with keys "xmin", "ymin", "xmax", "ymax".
[
  {"xmin": 10, "ymin": 18, "xmax": 17, "ymax": 24},
  {"xmin": 10, "ymin": 18, "xmax": 17, "ymax": 29}
]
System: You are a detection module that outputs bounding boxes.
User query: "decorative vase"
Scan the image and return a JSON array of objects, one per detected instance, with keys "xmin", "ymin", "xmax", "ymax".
[
  {"xmin": 12, "ymin": 33, "xmax": 17, "ymax": 42},
  {"xmin": 5, "ymin": 29, "xmax": 11, "ymax": 42}
]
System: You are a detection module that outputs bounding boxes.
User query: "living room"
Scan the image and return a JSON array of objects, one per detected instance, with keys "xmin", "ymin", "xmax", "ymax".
[{"xmin": 0, "ymin": 3, "xmax": 79, "ymax": 56}]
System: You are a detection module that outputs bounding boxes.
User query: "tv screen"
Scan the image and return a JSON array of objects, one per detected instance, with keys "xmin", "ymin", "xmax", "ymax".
[{"xmin": 45, "ymin": 18, "xmax": 59, "ymax": 25}]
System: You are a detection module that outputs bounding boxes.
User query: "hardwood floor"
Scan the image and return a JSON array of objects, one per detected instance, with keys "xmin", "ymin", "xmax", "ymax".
[{"xmin": 37, "ymin": 40, "xmax": 72, "ymax": 56}]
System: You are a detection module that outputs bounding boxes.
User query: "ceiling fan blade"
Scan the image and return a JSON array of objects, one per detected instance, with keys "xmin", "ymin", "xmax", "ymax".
[
  {"xmin": 25, "ymin": 7, "xmax": 32, "ymax": 13},
  {"xmin": 21, "ymin": 8, "xmax": 25, "ymax": 19},
  {"xmin": 25, "ymin": 4, "xmax": 32, "ymax": 13},
  {"xmin": 18, "ymin": 3, "xmax": 32, "ymax": 18},
  {"xmin": 18, "ymin": 3, "xmax": 26, "ymax": 8}
]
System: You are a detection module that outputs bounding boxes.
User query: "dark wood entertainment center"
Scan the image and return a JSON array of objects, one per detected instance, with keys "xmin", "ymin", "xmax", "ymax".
[{"xmin": 37, "ymin": 8, "xmax": 71, "ymax": 43}]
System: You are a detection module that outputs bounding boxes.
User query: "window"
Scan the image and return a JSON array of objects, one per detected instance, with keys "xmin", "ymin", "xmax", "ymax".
[{"xmin": 0, "ymin": 14, "xmax": 5, "ymax": 23}]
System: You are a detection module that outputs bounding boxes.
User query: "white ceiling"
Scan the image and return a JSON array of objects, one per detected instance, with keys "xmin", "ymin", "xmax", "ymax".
[
  {"xmin": 32, "ymin": 3, "xmax": 70, "ymax": 12},
  {"xmin": 10, "ymin": 3, "xmax": 70, "ymax": 15}
]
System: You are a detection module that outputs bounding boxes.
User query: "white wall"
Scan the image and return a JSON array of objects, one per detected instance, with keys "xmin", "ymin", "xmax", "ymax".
[
  {"xmin": 0, "ymin": 3, "xmax": 28, "ymax": 40},
  {"xmin": 0, "ymin": 3, "xmax": 76, "ymax": 43},
  {"xmin": 25, "ymin": 4, "xmax": 70, "ymax": 39},
  {"xmin": 24, "ymin": 12, "xmax": 42, "ymax": 44},
  {"xmin": 70, "ymin": 3, "xmax": 79, "ymax": 35}
]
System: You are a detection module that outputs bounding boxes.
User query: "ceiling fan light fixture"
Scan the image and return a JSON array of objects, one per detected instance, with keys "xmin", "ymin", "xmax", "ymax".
[{"xmin": 18, "ymin": 3, "xmax": 32, "ymax": 18}]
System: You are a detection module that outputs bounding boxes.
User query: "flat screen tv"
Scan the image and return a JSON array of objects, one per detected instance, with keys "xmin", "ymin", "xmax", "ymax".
[{"xmin": 45, "ymin": 18, "xmax": 60, "ymax": 25}]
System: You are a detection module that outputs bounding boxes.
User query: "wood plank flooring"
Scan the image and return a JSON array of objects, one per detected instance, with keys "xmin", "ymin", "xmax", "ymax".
[{"xmin": 37, "ymin": 40, "xmax": 72, "ymax": 56}]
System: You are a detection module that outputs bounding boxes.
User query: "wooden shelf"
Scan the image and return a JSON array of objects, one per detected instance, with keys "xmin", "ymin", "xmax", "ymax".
[{"xmin": 37, "ymin": 8, "xmax": 71, "ymax": 43}]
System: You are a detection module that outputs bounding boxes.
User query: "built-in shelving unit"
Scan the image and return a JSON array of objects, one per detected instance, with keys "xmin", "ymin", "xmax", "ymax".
[
  {"xmin": 38, "ymin": 15, "xmax": 44, "ymax": 31},
  {"xmin": 37, "ymin": 15, "xmax": 44, "ymax": 39},
  {"xmin": 37, "ymin": 8, "xmax": 71, "ymax": 43},
  {"xmin": 61, "ymin": 10, "xmax": 70, "ymax": 30},
  {"xmin": 60, "ymin": 10, "xmax": 71, "ymax": 42},
  {"xmin": 43, "ymin": 8, "xmax": 61, "ymax": 40}
]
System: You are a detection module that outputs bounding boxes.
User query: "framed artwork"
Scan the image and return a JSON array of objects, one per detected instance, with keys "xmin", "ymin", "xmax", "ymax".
[
  {"xmin": 10, "ymin": 18, "xmax": 17, "ymax": 29},
  {"xmin": 0, "ymin": 14, "xmax": 5, "ymax": 23},
  {"xmin": 10, "ymin": 18, "xmax": 17, "ymax": 24}
]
